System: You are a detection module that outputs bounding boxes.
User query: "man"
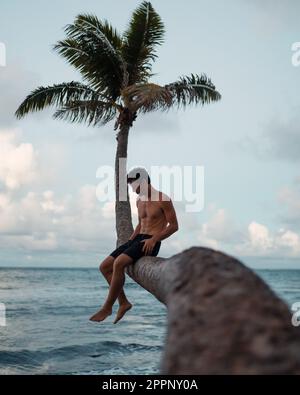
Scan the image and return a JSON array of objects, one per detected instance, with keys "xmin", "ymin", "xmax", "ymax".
[{"xmin": 90, "ymin": 167, "xmax": 179, "ymax": 324}]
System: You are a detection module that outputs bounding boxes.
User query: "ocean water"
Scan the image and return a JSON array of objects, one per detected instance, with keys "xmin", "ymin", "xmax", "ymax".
[{"xmin": 0, "ymin": 268, "xmax": 299, "ymax": 375}]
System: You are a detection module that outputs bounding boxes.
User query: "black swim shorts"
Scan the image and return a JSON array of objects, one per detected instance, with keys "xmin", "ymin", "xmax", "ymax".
[{"xmin": 109, "ymin": 234, "xmax": 161, "ymax": 263}]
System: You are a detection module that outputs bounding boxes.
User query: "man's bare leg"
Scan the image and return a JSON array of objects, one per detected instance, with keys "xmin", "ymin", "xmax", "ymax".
[
  {"xmin": 98, "ymin": 256, "xmax": 132, "ymax": 323},
  {"xmin": 90, "ymin": 254, "xmax": 133, "ymax": 323}
]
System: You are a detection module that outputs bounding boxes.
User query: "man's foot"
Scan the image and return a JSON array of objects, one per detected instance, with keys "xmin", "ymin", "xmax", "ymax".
[
  {"xmin": 89, "ymin": 306, "xmax": 112, "ymax": 322},
  {"xmin": 113, "ymin": 302, "xmax": 133, "ymax": 324}
]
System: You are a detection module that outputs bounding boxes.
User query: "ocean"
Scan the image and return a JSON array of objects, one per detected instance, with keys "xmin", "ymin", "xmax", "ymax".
[{"xmin": 0, "ymin": 268, "xmax": 299, "ymax": 375}]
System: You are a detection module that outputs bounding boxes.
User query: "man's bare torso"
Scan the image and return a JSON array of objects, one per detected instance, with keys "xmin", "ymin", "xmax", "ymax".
[{"xmin": 137, "ymin": 192, "xmax": 168, "ymax": 235}]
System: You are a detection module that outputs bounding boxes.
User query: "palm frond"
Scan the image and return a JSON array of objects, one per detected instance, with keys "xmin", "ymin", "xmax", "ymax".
[
  {"xmin": 122, "ymin": 83, "xmax": 172, "ymax": 113},
  {"xmin": 53, "ymin": 100, "xmax": 116, "ymax": 127},
  {"xmin": 122, "ymin": 1, "xmax": 165, "ymax": 85},
  {"xmin": 164, "ymin": 73, "xmax": 222, "ymax": 109},
  {"xmin": 122, "ymin": 73, "xmax": 221, "ymax": 114},
  {"xmin": 54, "ymin": 14, "xmax": 126, "ymax": 97},
  {"xmin": 15, "ymin": 82, "xmax": 102, "ymax": 119}
]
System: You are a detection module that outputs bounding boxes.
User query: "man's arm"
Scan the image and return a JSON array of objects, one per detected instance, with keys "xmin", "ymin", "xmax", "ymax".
[
  {"xmin": 129, "ymin": 221, "xmax": 141, "ymax": 240},
  {"xmin": 142, "ymin": 199, "xmax": 179, "ymax": 255},
  {"xmin": 152, "ymin": 199, "xmax": 179, "ymax": 243}
]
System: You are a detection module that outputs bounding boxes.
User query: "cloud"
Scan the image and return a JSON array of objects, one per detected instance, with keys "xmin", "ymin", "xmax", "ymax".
[
  {"xmin": 0, "ymin": 123, "xmax": 138, "ymax": 261},
  {"xmin": 0, "ymin": 63, "xmax": 41, "ymax": 127},
  {"xmin": 243, "ymin": 0, "xmax": 300, "ymax": 34},
  {"xmin": 236, "ymin": 221, "xmax": 300, "ymax": 257},
  {"xmin": 0, "ymin": 129, "xmax": 37, "ymax": 190},
  {"xmin": 199, "ymin": 207, "xmax": 238, "ymax": 245},
  {"xmin": 0, "ymin": 180, "xmax": 142, "ymax": 257},
  {"xmin": 0, "ymin": 185, "xmax": 117, "ymax": 254},
  {"xmin": 155, "ymin": 200, "xmax": 300, "ymax": 260},
  {"xmin": 1, "ymin": 181, "xmax": 300, "ymax": 263},
  {"xmin": 277, "ymin": 177, "xmax": 300, "ymax": 229},
  {"xmin": 0, "ymin": 123, "xmax": 298, "ymax": 263},
  {"xmin": 277, "ymin": 229, "xmax": 300, "ymax": 254},
  {"xmin": 237, "ymin": 114, "xmax": 300, "ymax": 162},
  {"xmin": 246, "ymin": 221, "xmax": 273, "ymax": 252},
  {"xmin": 159, "ymin": 204, "xmax": 240, "ymax": 256},
  {"xmin": 41, "ymin": 190, "xmax": 65, "ymax": 214},
  {"xmin": 196, "ymin": 205, "xmax": 300, "ymax": 258},
  {"xmin": 15, "ymin": 232, "xmax": 58, "ymax": 252}
]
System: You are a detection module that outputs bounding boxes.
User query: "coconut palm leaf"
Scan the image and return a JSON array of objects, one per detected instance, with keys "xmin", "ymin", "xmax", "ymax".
[
  {"xmin": 122, "ymin": 83, "xmax": 172, "ymax": 112},
  {"xmin": 164, "ymin": 73, "xmax": 222, "ymax": 109},
  {"xmin": 122, "ymin": 74, "xmax": 221, "ymax": 114},
  {"xmin": 54, "ymin": 14, "xmax": 126, "ymax": 98},
  {"xmin": 122, "ymin": 1, "xmax": 165, "ymax": 85},
  {"xmin": 15, "ymin": 82, "xmax": 104, "ymax": 119},
  {"xmin": 53, "ymin": 100, "xmax": 116, "ymax": 127}
]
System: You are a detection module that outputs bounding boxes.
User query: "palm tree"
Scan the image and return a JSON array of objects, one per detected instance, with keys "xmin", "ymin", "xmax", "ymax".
[{"xmin": 15, "ymin": 1, "xmax": 221, "ymax": 246}]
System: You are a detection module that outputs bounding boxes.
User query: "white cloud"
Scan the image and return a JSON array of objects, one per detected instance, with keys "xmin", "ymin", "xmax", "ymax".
[
  {"xmin": 199, "ymin": 208, "xmax": 236, "ymax": 244},
  {"xmin": 277, "ymin": 181, "xmax": 300, "ymax": 228},
  {"xmin": 247, "ymin": 221, "xmax": 273, "ymax": 252},
  {"xmin": 101, "ymin": 201, "xmax": 115, "ymax": 219},
  {"xmin": 0, "ymin": 184, "xmax": 116, "ymax": 254},
  {"xmin": 0, "ymin": 129, "xmax": 299, "ymax": 264},
  {"xmin": 1, "ymin": 182, "xmax": 300, "ymax": 262},
  {"xmin": 277, "ymin": 229, "xmax": 300, "ymax": 255},
  {"xmin": 234, "ymin": 221, "xmax": 300, "ymax": 258},
  {"xmin": 0, "ymin": 131, "xmax": 140, "ymax": 260},
  {"xmin": 195, "ymin": 205, "xmax": 300, "ymax": 258},
  {"xmin": 17, "ymin": 232, "xmax": 58, "ymax": 251},
  {"xmin": 0, "ymin": 129, "xmax": 37, "ymax": 190},
  {"xmin": 41, "ymin": 190, "xmax": 65, "ymax": 214},
  {"xmin": 0, "ymin": 63, "xmax": 41, "ymax": 127}
]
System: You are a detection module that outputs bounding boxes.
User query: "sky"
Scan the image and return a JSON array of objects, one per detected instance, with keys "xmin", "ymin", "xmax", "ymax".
[{"xmin": 0, "ymin": 0, "xmax": 300, "ymax": 268}]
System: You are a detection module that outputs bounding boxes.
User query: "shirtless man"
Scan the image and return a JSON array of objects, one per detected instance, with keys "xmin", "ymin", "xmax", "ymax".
[{"xmin": 90, "ymin": 167, "xmax": 179, "ymax": 324}]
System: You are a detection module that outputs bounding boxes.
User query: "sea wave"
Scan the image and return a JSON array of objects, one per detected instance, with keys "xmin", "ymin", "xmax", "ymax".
[{"xmin": 0, "ymin": 340, "xmax": 162, "ymax": 369}]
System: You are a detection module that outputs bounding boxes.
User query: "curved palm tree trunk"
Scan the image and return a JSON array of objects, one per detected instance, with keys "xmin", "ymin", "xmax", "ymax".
[
  {"xmin": 115, "ymin": 124, "xmax": 134, "ymax": 246},
  {"xmin": 126, "ymin": 247, "xmax": 300, "ymax": 374}
]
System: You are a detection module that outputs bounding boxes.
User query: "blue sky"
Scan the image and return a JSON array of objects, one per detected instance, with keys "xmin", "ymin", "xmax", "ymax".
[{"xmin": 0, "ymin": 0, "xmax": 300, "ymax": 268}]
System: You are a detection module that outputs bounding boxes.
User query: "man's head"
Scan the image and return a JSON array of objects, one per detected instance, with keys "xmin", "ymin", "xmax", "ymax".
[{"xmin": 127, "ymin": 167, "xmax": 151, "ymax": 194}]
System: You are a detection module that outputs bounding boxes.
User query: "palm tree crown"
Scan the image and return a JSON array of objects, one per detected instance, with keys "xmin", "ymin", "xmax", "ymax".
[{"xmin": 15, "ymin": 1, "xmax": 221, "ymax": 132}]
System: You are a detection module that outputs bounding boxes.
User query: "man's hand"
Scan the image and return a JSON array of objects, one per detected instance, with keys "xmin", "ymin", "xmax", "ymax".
[{"xmin": 141, "ymin": 238, "xmax": 157, "ymax": 255}]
